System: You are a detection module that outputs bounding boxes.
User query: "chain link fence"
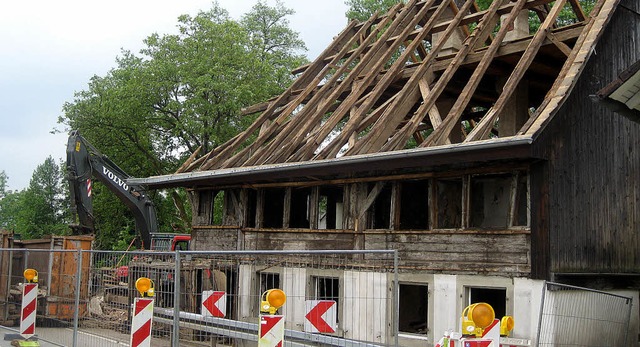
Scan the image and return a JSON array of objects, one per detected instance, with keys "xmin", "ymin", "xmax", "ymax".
[
  {"xmin": 1, "ymin": 248, "xmax": 398, "ymax": 346},
  {"xmin": 537, "ymin": 281, "xmax": 633, "ymax": 346}
]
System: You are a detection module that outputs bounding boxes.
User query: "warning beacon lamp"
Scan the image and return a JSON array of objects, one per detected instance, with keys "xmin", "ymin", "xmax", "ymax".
[
  {"xmin": 135, "ymin": 277, "xmax": 155, "ymax": 297},
  {"xmin": 24, "ymin": 269, "xmax": 38, "ymax": 283},
  {"xmin": 500, "ymin": 315, "xmax": 515, "ymax": 336},
  {"xmin": 260, "ymin": 289, "xmax": 286, "ymax": 315},
  {"xmin": 462, "ymin": 302, "xmax": 495, "ymax": 337}
]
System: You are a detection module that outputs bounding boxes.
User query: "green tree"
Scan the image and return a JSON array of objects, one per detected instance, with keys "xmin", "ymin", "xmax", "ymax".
[
  {"xmin": 345, "ymin": 0, "xmax": 401, "ymax": 21},
  {"xmin": 3, "ymin": 157, "xmax": 69, "ymax": 239},
  {"xmin": 346, "ymin": 0, "xmax": 597, "ymax": 28},
  {"xmin": 59, "ymin": 1, "xmax": 307, "ymax": 249}
]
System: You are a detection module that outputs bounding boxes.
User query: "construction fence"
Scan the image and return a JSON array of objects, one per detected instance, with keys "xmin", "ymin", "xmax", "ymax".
[
  {"xmin": 1, "ymin": 248, "xmax": 398, "ymax": 346},
  {"xmin": 0, "ymin": 247, "xmax": 635, "ymax": 346}
]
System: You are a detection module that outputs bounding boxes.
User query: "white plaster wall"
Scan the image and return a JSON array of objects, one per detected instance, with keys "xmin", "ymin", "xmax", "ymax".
[
  {"xmin": 432, "ymin": 274, "xmax": 458, "ymax": 341},
  {"xmin": 513, "ymin": 278, "xmax": 544, "ymax": 344},
  {"xmin": 343, "ymin": 271, "xmax": 388, "ymax": 343},
  {"xmin": 282, "ymin": 267, "xmax": 306, "ymax": 330},
  {"xmin": 238, "ymin": 264, "xmax": 253, "ymax": 319}
]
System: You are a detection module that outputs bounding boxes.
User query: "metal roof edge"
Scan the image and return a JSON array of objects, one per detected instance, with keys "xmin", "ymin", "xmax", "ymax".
[{"xmin": 129, "ymin": 136, "xmax": 534, "ymax": 189}]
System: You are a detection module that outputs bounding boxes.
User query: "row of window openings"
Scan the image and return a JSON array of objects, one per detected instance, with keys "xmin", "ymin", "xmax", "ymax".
[
  {"xmin": 201, "ymin": 173, "xmax": 529, "ymax": 230},
  {"xmin": 262, "ymin": 273, "xmax": 506, "ymax": 336}
]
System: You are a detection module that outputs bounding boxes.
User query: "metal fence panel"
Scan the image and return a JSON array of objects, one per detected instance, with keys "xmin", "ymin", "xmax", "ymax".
[
  {"xmin": 537, "ymin": 281, "xmax": 632, "ymax": 346},
  {"xmin": 1, "ymin": 248, "xmax": 397, "ymax": 346}
]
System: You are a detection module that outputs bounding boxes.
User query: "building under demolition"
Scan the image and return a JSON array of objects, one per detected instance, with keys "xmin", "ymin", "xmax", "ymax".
[{"xmin": 131, "ymin": 0, "xmax": 640, "ymax": 344}]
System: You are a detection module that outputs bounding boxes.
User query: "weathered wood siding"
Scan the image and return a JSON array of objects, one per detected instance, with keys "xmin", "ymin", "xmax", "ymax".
[
  {"xmin": 533, "ymin": 0, "xmax": 640, "ymax": 275},
  {"xmin": 365, "ymin": 232, "xmax": 530, "ymax": 276}
]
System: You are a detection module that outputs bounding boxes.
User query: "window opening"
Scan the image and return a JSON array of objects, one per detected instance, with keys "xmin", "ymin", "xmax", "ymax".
[
  {"xmin": 513, "ymin": 173, "xmax": 529, "ymax": 226},
  {"xmin": 436, "ymin": 178, "xmax": 463, "ymax": 228},
  {"xmin": 369, "ymin": 183, "xmax": 392, "ymax": 229},
  {"xmin": 466, "ymin": 287, "xmax": 506, "ymax": 319},
  {"xmin": 290, "ymin": 187, "xmax": 312, "ymax": 228},
  {"xmin": 318, "ymin": 186, "xmax": 344, "ymax": 229},
  {"xmin": 197, "ymin": 190, "xmax": 208, "ymax": 216},
  {"xmin": 399, "ymin": 180, "xmax": 429, "ymax": 230},
  {"xmin": 263, "ymin": 188, "xmax": 285, "ymax": 228},
  {"xmin": 399, "ymin": 283, "xmax": 428, "ymax": 334},
  {"xmin": 312, "ymin": 276, "xmax": 340, "ymax": 322},
  {"xmin": 470, "ymin": 174, "xmax": 511, "ymax": 228},
  {"xmin": 258, "ymin": 272, "xmax": 281, "ymax": 314},
  {"xmin": 212, "ymin": 190, "xmax": 225, "ymax": 225},
  {"xmin": 246, "ymin": 189, "xmax": 257, "ymax": 228}
]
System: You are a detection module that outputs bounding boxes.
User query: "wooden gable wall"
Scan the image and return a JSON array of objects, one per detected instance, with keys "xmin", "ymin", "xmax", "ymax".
[{"xmin": 532, "ymin": 0, "xmax": 640, "ymax": 284}]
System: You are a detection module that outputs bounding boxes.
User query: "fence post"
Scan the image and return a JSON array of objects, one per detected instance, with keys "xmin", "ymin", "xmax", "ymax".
[
  {"xmin": 623, "ymin": 296, "xmax": 633, "ymax": 346},
  {"xmin": 172, "ymin": 251, "xmax": 181, "ymax": 347},
  {"xmin": 535, "ymin": 281, "xmax": 547, "ymax": 347},
  {"xmin": 393, "ymin": 250, "xmax": 399, "ymax": 347},
  {"xmin": 72, "ymin": 249, "xmax": 83, "ymax": 347}
]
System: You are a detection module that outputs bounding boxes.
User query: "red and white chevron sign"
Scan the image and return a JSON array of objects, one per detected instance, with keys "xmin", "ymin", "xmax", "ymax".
[
  {"xmin": 304, "ymin": 300, "xmax": 337, "ymax": 333},
  {"xmin": 20, "ymin": 283, "xmax": 38, "ymax": 339},
  {"xmin": 130, "ymin": 298, "xmax": 154, "ymax": 347},
  {"xmin": 202, "ymin": 290, "xmax": 226, "ymax": 318},
  {"xmin": 258, "ymin": 315, "xmax": 284, "ymax": 347}
]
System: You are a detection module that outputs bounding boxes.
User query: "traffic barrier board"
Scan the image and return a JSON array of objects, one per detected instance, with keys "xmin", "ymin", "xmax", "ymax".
[
  {"xmin": 202, "ymin": 290, "xmax": 226, "ymax": 318},
  {"xmin": 130, "ymin": 298, "xmax": 154, "ymax": 347},
  {"xmin": 258, "ymin": 314, "xmax": 284, "ymax": 347},
  {"xmin": 20, "ymin": 283, "xmax": 38, "ymax": 339},
  {"xmin": 304, "ymin": 300, "xmax": 337, "ymax": 333}
]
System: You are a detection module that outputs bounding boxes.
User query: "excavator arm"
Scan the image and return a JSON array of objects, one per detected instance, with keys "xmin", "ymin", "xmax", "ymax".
[{"xmin": 66, "ymin": 130, "xmax": 156, "ymax": 249}]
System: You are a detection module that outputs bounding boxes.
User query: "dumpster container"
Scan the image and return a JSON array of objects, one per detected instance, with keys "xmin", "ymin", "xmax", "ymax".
[{"xmin": 9, "ymin": 235, "xmax": 94, "ymax": 320}]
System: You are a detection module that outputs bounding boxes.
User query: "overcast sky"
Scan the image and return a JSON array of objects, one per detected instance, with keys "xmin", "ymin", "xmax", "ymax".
[{"xmin": 0, "ymin": 0, "xmax": 349, "ymax": 191}]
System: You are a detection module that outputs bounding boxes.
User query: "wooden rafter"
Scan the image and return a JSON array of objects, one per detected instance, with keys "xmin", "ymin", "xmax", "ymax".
[{"xmin": 181, "ymin": 0, "xmax": 613, "ymax": 175}]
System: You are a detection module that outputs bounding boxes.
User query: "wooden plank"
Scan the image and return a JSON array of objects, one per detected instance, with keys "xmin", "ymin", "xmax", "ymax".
[
  {"xmin": 349, "ymin": 0, "xmax": 483, "ymax": 155},
  {"xmin": 280, "ymin": 0, "xmax": 435, "ymax": 162},
  {"xmin": 422, "ymin": 0, "xmax": 530, "ymax": 147},
  {"xmin": 221, "ymin": 21, "xmax": 377, "ymax": 169},
  {"xmin": 195, "ymin": 19, "xmax": 361, "ymax": 171},
  {"xmin": 252, "ymin": 2, "xmax": 409, "ymax": 165},
  {"xmin": 465, "ymin": 0, "xmax": 568, "ymax": 142},
  {"xmin": 313, "ymin": 0, "xmax": 450, "ymax": 160}
]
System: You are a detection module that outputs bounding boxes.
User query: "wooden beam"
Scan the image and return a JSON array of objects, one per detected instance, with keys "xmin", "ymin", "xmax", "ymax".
[
  {"xmin": 255, "ymin": 2, "xmax": 410, "ymax": 165},
  {"xmin": 311, "ymin": 0, "xmax": 448, "ymax": 160},
  {"xmin": 465, "ymin": 0, "xmax": 569, "ymax": 142},
  {"xmin": 350, "ymin": 0, "xmax": 482, "ymax": 155},
  {"xmin": 422, "ymin": 0, "xmax": 529, "ymax": 147}
]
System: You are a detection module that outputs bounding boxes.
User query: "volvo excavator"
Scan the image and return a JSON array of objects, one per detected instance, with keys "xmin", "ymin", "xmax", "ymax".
[{"xmin": 66, "ymin": 130, "xmax": 188, "ymax": 250}]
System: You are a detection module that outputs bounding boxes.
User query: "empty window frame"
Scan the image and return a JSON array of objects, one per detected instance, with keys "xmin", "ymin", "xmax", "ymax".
[
  {"xmin": 435, "ymin": 178, "xmax": 463, "ymax": 229},
  {"xmin": 245, "ymin": 188, "xmax": 258, "ymax": 228},
  {"xmin": 465, "ymin": 286, "xmax": 507, "ymax": 319},
  {"xmin": 212, "ymin": 190, "xmax": 225, "ymax": 225},
  {"xmin": 368, "ymin": 183, "xmax": 392, "ymax": 229},
  {"xmin": 196, "ymin": 190, "xmax": 225, "ymax": 225},
  {"xmin": 263, "ymin": 188, "xmax": 286, "ymax": 228},
  {"xmin": 469, "ymin": 172, "xmax": 529, "ymax": 229},
  {"xmin": 289, "ymin": 187, "xmax": 312, "ymax": 228},
  {"xmin": 398, "ymin": 180, "xmax": 429, "ymax": 230},
  {"xmin": 399, "ymin": 283, "xmax": 428, "ymax": 335},
  {"xmin": 512, "ymin": 172, "xmax": 529, "ymax": 227},
  {"xmin": 311, "ymin": 276, "xmax": 340, "ymax": 322},
  {"xmin": 318, "ymin": 186, "xmax": 344, "ymax": 229},
  {"xmin": 469, "ymin": 174, "xmax": 512, "ymax": 228}
]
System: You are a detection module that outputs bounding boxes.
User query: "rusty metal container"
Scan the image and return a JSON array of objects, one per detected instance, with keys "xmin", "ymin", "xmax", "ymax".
[{"xmin": 8, "ymin": 235, "xmax": 94, "ymax": 320}]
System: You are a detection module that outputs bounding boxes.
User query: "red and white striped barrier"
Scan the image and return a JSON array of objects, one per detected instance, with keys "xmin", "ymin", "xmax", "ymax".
[
  {"xmin": 130, "ymin": 298, "xmax": 154, "ymax": 347},
  {"xmin": 20, "ymin": 283, "xmax": 38, "ymax": 339},
  {"xmin": 258, "ymin": 315, "xmax": 284, "ymax": 347}
]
